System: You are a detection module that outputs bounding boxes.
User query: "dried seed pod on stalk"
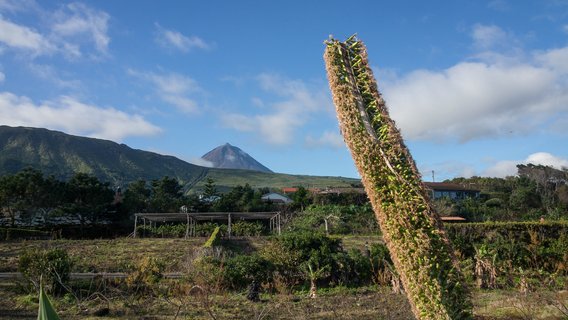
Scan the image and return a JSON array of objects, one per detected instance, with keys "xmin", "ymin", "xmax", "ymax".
[{"xmin": 323, "ymin": 35, "xmax": 473, "ymax": 320}]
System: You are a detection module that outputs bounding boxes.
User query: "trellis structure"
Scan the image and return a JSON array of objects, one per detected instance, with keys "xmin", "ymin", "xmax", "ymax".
[{"xmin": 132, "ymin": 211, "xmax": 281, "ymax": 239}]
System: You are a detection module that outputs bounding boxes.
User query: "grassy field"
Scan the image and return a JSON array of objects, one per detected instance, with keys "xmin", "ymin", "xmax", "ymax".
[
  {"xmin": 0, "ymin": 236, "xmax": 376, "ymax": 273},
  {"xmin": 1, "ymin": 237, "xmax": 567, "ymax": 319},
  {"xmin": 194, "ymin": 168, "xmax": 361, "ymax": 192}
]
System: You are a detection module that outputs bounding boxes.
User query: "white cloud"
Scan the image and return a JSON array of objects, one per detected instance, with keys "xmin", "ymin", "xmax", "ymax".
[
  {"xmin": 526, "ymin": 152, "xmax": 568, "ymax": 169},
  {"xmin": 0, "ymin": 0, "xmax": 37, "ymax": 13},
  {"xmin": 471, "ymin": 24, "xmax": 508, "ymax": 49},
  {"xmin": 0, "ymin": 91, "xmax": 161, "ymax": 141},
  {"xmin": 188, "ymin": 157, "xmax": 214, "ymax": 167},
  {"xmin": 536, "ymin": 46, "xmax": 568, "ymax": 73},
  {"xmin": 154, "ymin": 23, "xmax": 210, "ymax": 53},
  {"xmin": 482, "ymin": 159, "xmax": 519, "ymax": 178},
  {"xmin": 0, "ymin": 2, "xmax": 110, "ymax": 59},
  {"xmin": 220, "ymin": 73, "xmax": 332, "ymax": 145},
  {"xmin": 51, "ymin": 2, "xmax": 110, "ymax": 56},
  {"xmin": 0, "ymin": 16, "xmax": 55, "ymax": 55},
  {"xmin": 220, "ymin": 113, "xmax": 256, "ymax": 132},
  {"xmin": 305, "ymin": 131, "xmax": 345, "ymax": 149},
  {"xmin": 251, "ymin": 97, "xmax": 264, "ymax": 108},
  {"xmin": 27, "ymin": 63, "xmax": 80, "ymax": 89},
  {"xmin": 128, "ymin": 69, "xmax": 202, "ymax": 114},
  {"xmin": 483, "ymin": 152, "xmax": 568, "ymax": 177},
  {"xmin": 487, "ymin": 0, "xmax": 510, "ymax": 11},
  {"xmin": 161, "ymin": 95, "xmax": 198, "ymax": 114},
  {"xmin": 419, "ymin": 161, "xmax": 477, "ymax": 182},
  {"xmin": 382, "ymin": 26, "xmax": 568, "ymax": 143}
]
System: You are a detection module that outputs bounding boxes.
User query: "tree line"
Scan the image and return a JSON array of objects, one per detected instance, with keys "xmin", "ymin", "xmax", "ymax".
[
  {"xmin": 437, "ymin": 164, "xmax": 568, "ymax": 221},
  {"xmin": 2, "ymin": 163, "xmax": 566, "ymax": 231},
  {"xmin": 0, "ymin": 169, "xmax": 280, "ymax": 230}
]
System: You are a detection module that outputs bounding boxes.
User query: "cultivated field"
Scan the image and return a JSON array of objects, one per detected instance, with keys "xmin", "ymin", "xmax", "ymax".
[{"xmin": 1, "ymin": 237, "xmax": 566, "ymax": 319}]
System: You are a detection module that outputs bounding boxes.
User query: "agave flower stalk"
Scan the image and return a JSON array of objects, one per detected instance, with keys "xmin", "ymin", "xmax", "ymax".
[{"xmin": 324, "ymin": 35, "xmax": 472, "ymax": 320}]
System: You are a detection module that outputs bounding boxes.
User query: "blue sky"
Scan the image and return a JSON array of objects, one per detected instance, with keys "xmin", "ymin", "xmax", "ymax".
[{"xmin": 1, "ymin": 0, "xmax": 568, "ymax": 181}]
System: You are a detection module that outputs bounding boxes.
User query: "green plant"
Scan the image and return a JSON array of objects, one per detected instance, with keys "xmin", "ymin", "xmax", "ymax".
[
  {"xmin": 230, "ymin": 220, "xmax": 265, "ymax": 237},
  {"xmin": 224, "ymin": 253, "xmax": 274, "ymax": 290},
  {"xmin": 18, "ymin": 247, "xmax": 72, "ymax": 295},
  {"xmin": 203, "ymin": 226, "xmax": 221, "ymax": 248},
  {"xmin": 474, "ymin": 244, "xmax": 498, "ymax": 289},
  {"xmin": 125, "ymin": 256, "xmax": 164, "ymax": 294},
  {"xmin": 195, "ymin": 222, "xmax": 228, "ymax": 237},
  {"xmin": 324, "ymin": 35, "xmax": 472, "ymax": 319}
]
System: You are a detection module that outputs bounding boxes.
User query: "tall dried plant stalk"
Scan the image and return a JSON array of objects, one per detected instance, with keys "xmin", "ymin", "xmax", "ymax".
[{"xmin": 324, "ymin": 35, "xmax": 472, "ymax": 320}]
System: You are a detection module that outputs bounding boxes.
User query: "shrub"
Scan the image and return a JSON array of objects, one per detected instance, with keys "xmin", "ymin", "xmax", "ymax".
[
  {"xmin": 289, "ymin": 204, "xmax": 378, "ymax": 235},
  {"xmin": 446, "ymin": 221, "xmax": 568, "ymax": 274},
  {"xmin": 343, "ymin": 249, "xmax": 372, "ymax": 286},
  {"xmin": 196, "ymin": 222, "xmax": 228, "ymax": 237},
  {"xmin": 230, "ymin": 221, "xmax": 265, "ymax": 237},
  {"xmin": 224, "ymin": 253, "xmax": 274, "ymax": 290},
  {"xmin": 125, "ymin": 256, "xmax": 164, "ymax": 294},
  {"xmin": 185, "ymin": 247, "xmax": 226, "ymax": 294},
  {"xmin": 262, "ymin": 232, "xmax": 344, "ymax": 291},
  {"xmin": 155, "ymin": 224, "xmax": 186, "ymax": 237},
  {"xmin": 18, "ymin": 248, "xmax": 72, "ymax": 295}
]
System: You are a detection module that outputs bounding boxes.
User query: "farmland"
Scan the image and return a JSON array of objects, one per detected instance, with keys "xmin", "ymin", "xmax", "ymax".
[{"xmin": 1, "ymin": 233, "xmax": 567, "ymax": 319}]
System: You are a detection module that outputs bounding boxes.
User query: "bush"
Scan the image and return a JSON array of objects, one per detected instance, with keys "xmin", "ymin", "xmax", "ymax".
[
  {"xmin": 18, "ymin": 247, "xmax": 72, "ymax": 295},
  {"xmin": 337, "ymin": 249, "xmax": 372, "ymax": 286},
  {"xmin": 261, "ymin": 231, "xmax": 345, "ymax": 291},
  {"xmin": 224, "ymin": 254, "xmax": 274, "ymax": 290},
  {"xmin": 185, "ymin": 247, "xmax": 226, "ymax": 293},
  {"xmin": 447, "ymin": 221, "xmax": 568, "ymax": 275},
  {"xmin": 289, "ymin": 204, "xmax": 378, "ymax": 235},
  {"xmin": 125, "ymin": 256, "xmax": 164, "ymax": 294},
  {"xmin": 196, "ymin": 222, "xmax": 228, "ymax": 237},
  {"xmin": 230, "ymin": 221, "xmax": 265, "ymax": 237}
]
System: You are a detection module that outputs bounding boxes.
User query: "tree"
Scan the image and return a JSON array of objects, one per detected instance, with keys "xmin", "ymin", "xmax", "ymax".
[
  {"xmin": 213, "ymin": 184, "xmax": 270, "ymax": 212},
  {"xmin": 324, "ymin": 35, "xmax": 471, "ymax": 319},
  {"xmin": 64, "ymin": 173, "xmax": 114, "ymax": 225},
  {"xmin": 0, "ymin": 168, "xmax": 61, "ymax": 226},
  {"xmin": 203, "ymin": 177, "xmax": 219, "ymax": 199},
  {"xmin": 149, "ymin": 176, "xmax": 184, "ymax": 212},
  {"xmin": 123, "ymin": 180, "xmax": 151, "ymax": 214},
  {"xmin": 291, "ymin": 186, "xmax": 310, "ymax": 211}
]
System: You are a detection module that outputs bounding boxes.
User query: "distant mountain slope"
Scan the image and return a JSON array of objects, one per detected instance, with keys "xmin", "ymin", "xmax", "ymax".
[
  {"xmin": 0, "ymin": 126, "xmax": 360, "ymax": 191},
  {"xmin": 0, "ymin": 126, "xmax": 208, "ymax": 187},
  {"xmin": 202, "ymin": 143, "xmax": 272, "ymax": 173}
]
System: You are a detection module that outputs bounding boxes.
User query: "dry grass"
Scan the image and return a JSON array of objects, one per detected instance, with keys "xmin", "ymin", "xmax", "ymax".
[
  {"xmin": 473, "ymin": 289, "xmax": 568, "ymax": 320},
  {"xmin": 1, "ymin": 237, "xmax": 567, "ymax": 319},
  {"xmin": 2, "ymin": 280, "xmax": 567, "ymax": 319},
  {"xmin": 0, "ymin": 238, "xmax": 206, "ymax": 273},
  {"xmin": 0, "ymin": 236, "xmax": 372, "ymax": 273}
]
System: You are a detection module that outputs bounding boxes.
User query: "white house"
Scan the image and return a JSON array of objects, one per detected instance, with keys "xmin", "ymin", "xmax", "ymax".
[{"xmin": 261, "ymin": 192, "xmax": 293, "ymax": 204}]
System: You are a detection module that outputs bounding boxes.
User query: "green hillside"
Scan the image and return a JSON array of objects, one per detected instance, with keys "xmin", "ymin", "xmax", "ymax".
[
  {"xmin": 196, "ymin": 168, "xmax": 360, "ymax": 192},
  {"xmin": 0, "ymin": 126, "xmax": 359, "ymax": 191}
]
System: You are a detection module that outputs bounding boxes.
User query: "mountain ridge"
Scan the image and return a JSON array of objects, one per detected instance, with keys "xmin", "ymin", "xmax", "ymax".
[
  {"xmin": 202, "ymin": 143, "xmax": 272, "ymax": 173},
  {"xmin": 0, "ymin": 126, "xmax": 360, "ymax": 191}
]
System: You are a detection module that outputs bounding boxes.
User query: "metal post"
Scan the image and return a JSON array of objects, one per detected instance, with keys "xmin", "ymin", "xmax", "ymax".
[
  {"xmin": 133, "ymin": 214, "xmax": 138, "ymax": 238},
  {"xmin": 277, "ymin": 212, "xmax": 281, "ymax": 235},
  {"xmin": 143, "ymin": 218, "xmax": 146, "ymax": 237},
  {"xmin": 228, "ymin": 213, "xmax": 232, "ymax": 239},
  {"xmin": 185, "ymin": 214, "xmax": 190, "ymax": 239}
]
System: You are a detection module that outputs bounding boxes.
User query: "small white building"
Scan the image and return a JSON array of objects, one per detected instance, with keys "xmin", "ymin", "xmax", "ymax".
[{"xmin": 261, "ymin": 192, "xmax": 293, "ymax": 204}]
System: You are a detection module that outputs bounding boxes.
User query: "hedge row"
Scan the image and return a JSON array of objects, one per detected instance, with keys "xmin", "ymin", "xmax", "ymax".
[{"xmin": 446, "ymin": 221, "xmax": 568, "ymax": 274}]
